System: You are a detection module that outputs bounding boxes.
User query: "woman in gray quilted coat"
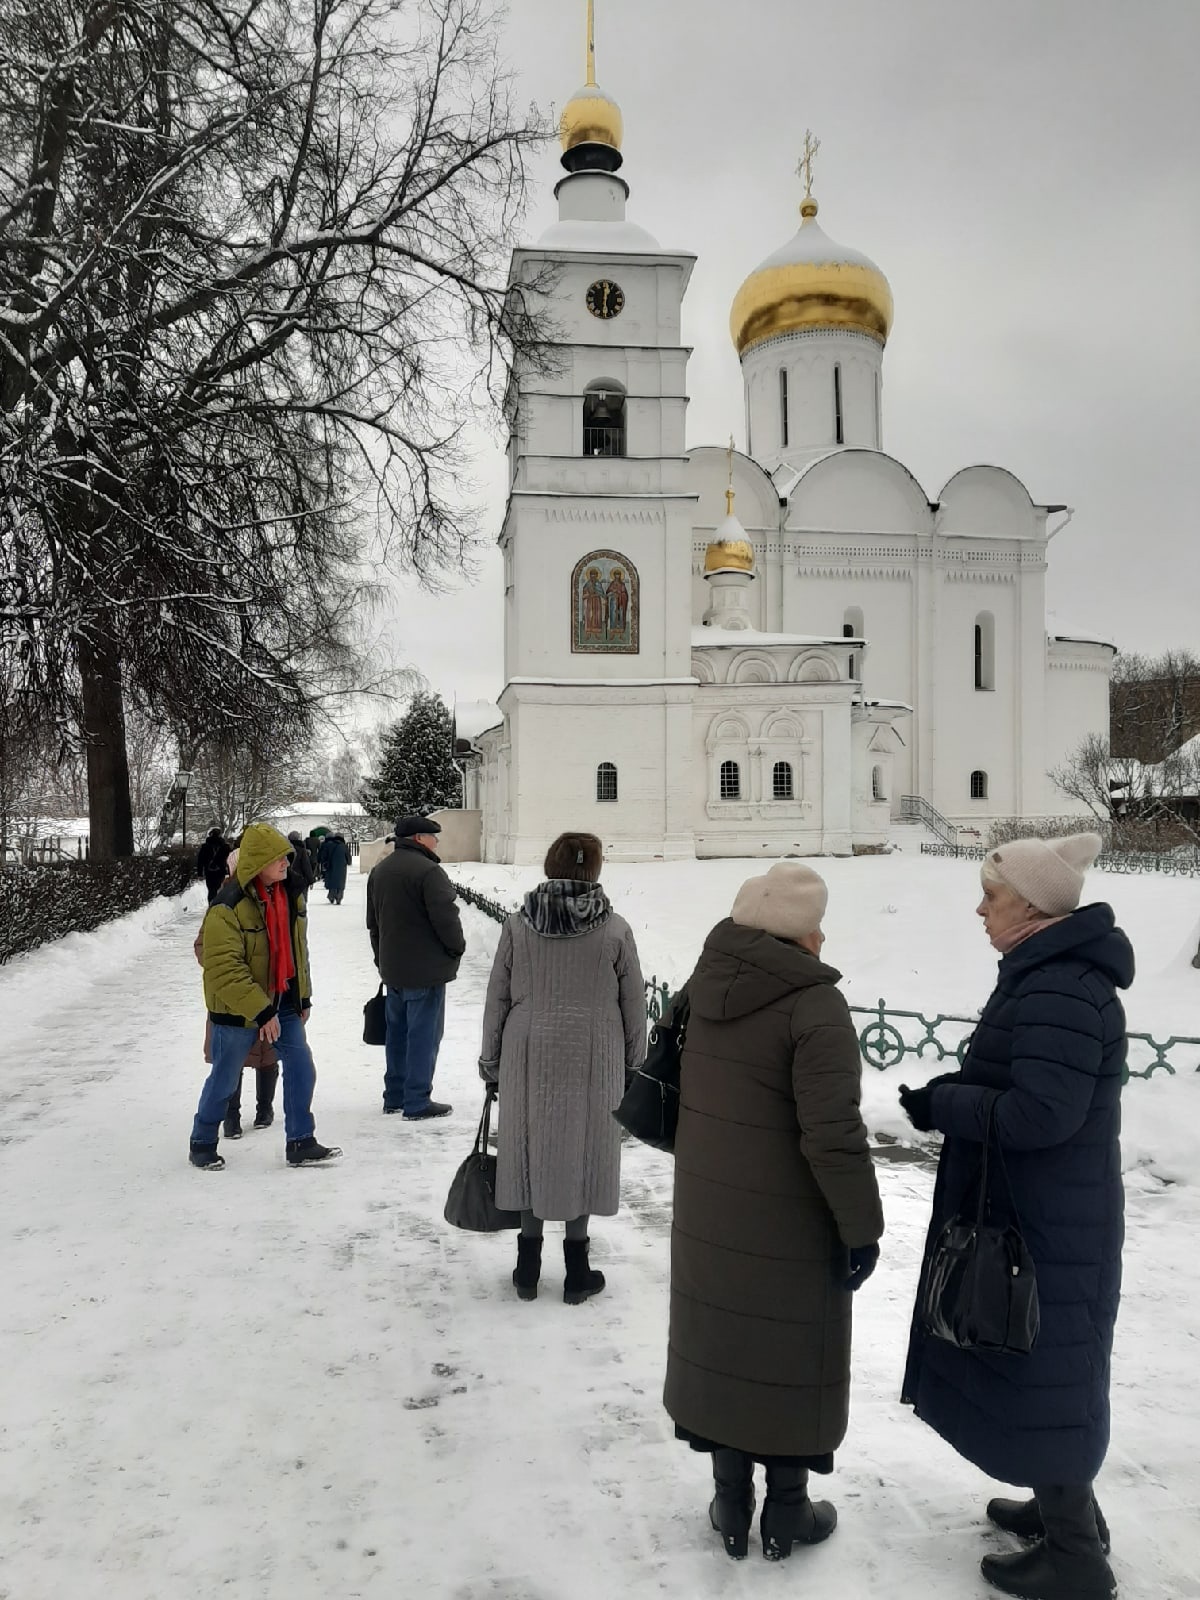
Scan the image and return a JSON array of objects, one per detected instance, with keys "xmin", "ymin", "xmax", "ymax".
[{"xmin": 479, "ymin": 832, "xmax": 646, "ymax": 1304}]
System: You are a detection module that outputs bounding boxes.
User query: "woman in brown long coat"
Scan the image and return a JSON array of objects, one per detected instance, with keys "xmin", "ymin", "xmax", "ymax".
[{"xmin": 664, "ymin": 862, "xmax": 884, "ymax": 1562}]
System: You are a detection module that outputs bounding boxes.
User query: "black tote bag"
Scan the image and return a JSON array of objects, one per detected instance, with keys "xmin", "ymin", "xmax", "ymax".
[
  {"xmin": 921, "ymin": 1104, "xmax": 1040, "ymax": 1355},
  {"xmin": 444, "ymin": 1089, "xmax": 522, "ymax": 1233},
  {"xmin": 613, "ymin": 988, "xmax": 690, "ymax": 1154},
  {"xmin": 363, "ymin": 983, "xmax": 387, "ymax": 1046}
]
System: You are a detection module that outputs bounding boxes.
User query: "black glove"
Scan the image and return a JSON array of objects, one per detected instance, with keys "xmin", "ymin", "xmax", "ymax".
[
  {"xmin": 898, "ymin": 1082, "xmax": 936, "ymax": 1131},
  {"xmin": 845, "ymin": 1243, "xmax": 880, "ymax": 1292}
]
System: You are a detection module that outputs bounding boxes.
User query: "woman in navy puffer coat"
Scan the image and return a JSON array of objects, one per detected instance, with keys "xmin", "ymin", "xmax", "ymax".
[{"xmin": 899, "ymin": 834, "xmax": 1131, "ymax": 1600}]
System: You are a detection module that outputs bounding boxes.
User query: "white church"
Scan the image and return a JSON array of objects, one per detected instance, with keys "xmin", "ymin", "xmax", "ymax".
[{"xmin": 460, "ymin": 14, "xmax": 1113, "ymax": 865}]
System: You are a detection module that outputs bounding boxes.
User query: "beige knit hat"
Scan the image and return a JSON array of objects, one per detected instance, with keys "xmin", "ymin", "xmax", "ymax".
[
  {"xmin": 731, "ymin": 862, "xmax": 828, "ymax": 940},
  {"xmin": 986, "ymin": 833, "xmax": 1103, "ymax": 916}
]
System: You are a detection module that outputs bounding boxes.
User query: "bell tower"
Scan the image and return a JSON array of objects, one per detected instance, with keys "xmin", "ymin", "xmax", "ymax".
[{"xmin": 492, "ymin": 1, "xmax": 699, "ymax": 862}]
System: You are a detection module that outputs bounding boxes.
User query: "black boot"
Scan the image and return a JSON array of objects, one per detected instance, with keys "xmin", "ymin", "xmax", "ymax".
[
  {"xmin": 562, "ymin": 1238, "xmax": 605, "ymax": 1304},
  {"xmin": 708, "ymin": 1449, "xmax": 755, "ymax": 1560},
  {"xmin": 222, "ymin": 1073, "xmax": 243, "ymax": 1139},
  {"xmin": 760, "ymin": 1465, "xmax": 837, "ymax": 1561},
  {"xmin": 286, "ymin": 1136, "xmax": 342, "ymax": 1166},
  {"xmin": 189, "ymin": 1141, "xmax": 225, "ymax": 1171},
  {"xmin": 513, "ymin": 1236, "xmax": 542, "ymax": 1301},
  {"xmin": 981, "ymin": 1543, "xmax": 1116, "ymax": 1599},
  {"xmin": 253, "ymin": 1065, "xmax": 278, "ymax": 1129},
  {"xmin": 988, "ymin": 1497, "xmax": 1111, "ymax": 1557}
]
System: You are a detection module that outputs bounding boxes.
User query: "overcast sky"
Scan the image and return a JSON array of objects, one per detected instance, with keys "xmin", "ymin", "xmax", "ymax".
[{"xmin": 385, "ymin": 0, "xmax": 1200, "ymax": 715}]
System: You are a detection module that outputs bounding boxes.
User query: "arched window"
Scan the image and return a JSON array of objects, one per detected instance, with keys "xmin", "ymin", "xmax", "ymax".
[
  {"xmin": 583, "ymin": 380, "xmax": 626, "ymax": 458},
  {"xmin": 772, "ymin": 761, "xmax": 794, "ymax": 800},
  {"xmin": 974, "ymin": 611, "xmax": 995, "ymax": 691},
  {"xmin": 720, "ymin": 760, "xmax": 741, "ymax": 800},
  {"xmin": 970, "ymin": 770, "xmax": 988, "ymax": 800},
  {"xmin": 834, "ymin": 363, "xmax": 844, "ymax": 445},
  {"xmin": 779, "ymin": 368, "xmax": 789, "ymax": 448},
  {"xmin": 843, "ymin": 607, "xmax": 864, "ymax": 681},
  {"xmin": 872, "ymin": 765, "xmax": 886, "ymax": 802},
  {"xmin": 596, "ymin": 762, "xmax": 618, "ymax": 802}
]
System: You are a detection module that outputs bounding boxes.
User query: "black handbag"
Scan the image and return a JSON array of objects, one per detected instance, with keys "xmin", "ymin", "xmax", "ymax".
[
  {"xmin": 613, "ymin": 988, "xmax": 690, "ymax": 1153},
  {"xmin": 444, "ymin": 1089, "xmax": 522, "ymax": 1232},
  {"xmin": 921, "ymin": 1104, "xmax": 1040, "ymax": 1355},
  {"xmin": 363, "ymin": 983, "xmax": 387, "ymax": 1046}
]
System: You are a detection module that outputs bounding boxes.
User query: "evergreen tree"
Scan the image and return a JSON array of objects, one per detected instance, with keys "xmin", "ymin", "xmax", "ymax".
[{"xmin": 361, "ymin": 694, "xmax": 462, "ymax": 823}]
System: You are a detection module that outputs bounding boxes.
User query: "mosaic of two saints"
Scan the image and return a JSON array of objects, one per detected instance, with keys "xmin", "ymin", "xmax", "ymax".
[{"xmin": 572, "ymin": 551, "xmax": 638, "ymax": 654}]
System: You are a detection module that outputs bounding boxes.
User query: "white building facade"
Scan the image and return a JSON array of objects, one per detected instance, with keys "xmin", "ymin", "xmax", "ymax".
[{"xmin": 468, "ymin": 36, "xmax": 1111, "ymax": 865}]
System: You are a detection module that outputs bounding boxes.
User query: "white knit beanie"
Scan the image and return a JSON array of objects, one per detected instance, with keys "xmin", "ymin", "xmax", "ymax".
[
  {"xmin": 986, "ymin": 832, "xmax": 1103, "ymax": 916},
  {"xmin": 731, "ymin": 862, "xmax": 828, "ymax": 941}
]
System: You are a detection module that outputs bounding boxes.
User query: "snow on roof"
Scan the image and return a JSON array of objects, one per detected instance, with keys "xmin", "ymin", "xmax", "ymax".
[
  {"xmin": 531, "ymin": 219, "xmax": 665, "ymax": 253},
  {"xmin": 692, "ymin": 627, "xmax": 843, "ymax": 648},
  {"xmin": 268, "ymin": 800, "xmax": 365, "ymax": 818},
  {"xmin": 1047, "ymin": 625, "xmax": 1117, "ymax": 650},
  {"xmin": 454, "ymin": 700, "xmax": 502, "ymax": 742}
]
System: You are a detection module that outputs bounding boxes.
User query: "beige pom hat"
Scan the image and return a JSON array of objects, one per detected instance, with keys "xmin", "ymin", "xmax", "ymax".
[
  {"xmin": 985, "ymin": 832, "xmax": 1103, "ymax": 916},
  {"xmin": 731, "ymin": 862, "xmax": 828, "ymax": 941}
]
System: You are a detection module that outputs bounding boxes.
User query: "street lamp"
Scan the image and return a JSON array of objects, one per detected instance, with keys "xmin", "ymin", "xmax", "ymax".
[{"xmin": 175, "ymin": 770, "xmax": 193, "ymax": 851}]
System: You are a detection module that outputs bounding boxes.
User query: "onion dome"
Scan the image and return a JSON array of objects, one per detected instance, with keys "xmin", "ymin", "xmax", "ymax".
[
  {"xmin": 730, "ymin": 196, "xmax": 893, "ymax": 358},
  {"xmin": 560, "ymin": 83, "xmax": 623, "ymax": 155},
  {"xmin": 704, "ymin": 491, "xmax": 756, "ymax": 575}
]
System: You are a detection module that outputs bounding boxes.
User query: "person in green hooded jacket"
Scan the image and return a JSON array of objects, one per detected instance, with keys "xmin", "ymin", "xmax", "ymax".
[{"xmin": 189, "ymin": 822, "xmax": 341, "ymax": 1170}]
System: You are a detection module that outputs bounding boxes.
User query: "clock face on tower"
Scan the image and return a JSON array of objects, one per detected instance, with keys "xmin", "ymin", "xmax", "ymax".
[{"xmin": 586, "ymin": 279, "xmax": 625, "ymax": 320}]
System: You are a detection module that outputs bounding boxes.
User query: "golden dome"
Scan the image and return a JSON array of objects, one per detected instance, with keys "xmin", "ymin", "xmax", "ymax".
[
  {"xmin": 704, "ymin": 539, "xmax": 755, "ymax": 574},
  {"xmin": 730, "ymin": 198, "xmax": 893, "ymax": 358},
  {"xmin": 560, "ymin": 83, "xmax": 623, "ymax": 153}
]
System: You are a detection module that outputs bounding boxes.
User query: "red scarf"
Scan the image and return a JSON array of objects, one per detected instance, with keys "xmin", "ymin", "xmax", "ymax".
[{"xmin": 260, "ymin": 880, "xmax": 295, "ymax": 996}]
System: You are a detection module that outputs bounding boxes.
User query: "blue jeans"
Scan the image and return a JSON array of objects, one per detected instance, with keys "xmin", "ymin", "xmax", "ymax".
[
  {"xmin": 192, "ymin": 1006, "xmax": 316, "ymax": 1145},
  {"xmin": 383, "ymin": 986, "xmax": 446, "ymax": 1113}
]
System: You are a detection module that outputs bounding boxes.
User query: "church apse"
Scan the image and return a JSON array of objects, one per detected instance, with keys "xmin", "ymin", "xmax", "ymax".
[{"xmin": 571, "ymin": 550, "xmax": 639, "ymax": 654}]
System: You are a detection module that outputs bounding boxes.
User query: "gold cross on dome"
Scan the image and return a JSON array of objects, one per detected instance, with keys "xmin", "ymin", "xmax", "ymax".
[
  {"xmin": 726, "ymin": 434, "xmax": 736, "ymax": 515},
  {"xmin": 797, "ymin": 129, "xmax": 821, "ymax": 200},
  {"xmin": 586, "ymin": 0, "xmax": 596, "ymax": 85}
]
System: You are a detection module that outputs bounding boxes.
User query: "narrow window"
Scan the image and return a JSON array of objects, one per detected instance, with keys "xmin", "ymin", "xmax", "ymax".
[
  {"xmin": 970, "ymin": 770, "xmax": 988, "ymax": 800},
  {"xmin": 772, "ymin": 761, "xmax": 794, "ymax": 800},
  {"xmin": 872, "ymin": 765, "xmax": 885, "ymax": 802},
  {"xmin": 596, "ymin": 762, "xmax": 618, "ymax": 802},
  {"xmin": 834, "ymin": 363, "xmax": 844, "ymax": 445},
  {"xmin": 583, "ymin": 382, "xmax": 626, "ymax": 457},
  {"xmin": 974, "ymin": 612, "xmax": 995, "ymax": 691},
  {"xmin": 875, "ymin": 370, "xmax": 882, "ymax": 446},
  {"xmin": 720, "ymin": 760, "xmax": 741, "ymax": 801},
  {"xmin": 843, "ymin": 608, "xmax": 864, "ymax": 681},
  {"xmin": 779, "ymin": 368, "xmax": 789, "ymax": 448},
  {"xmin": 745, "ymin": 391, "xmax": 753, "ymax": 459}
]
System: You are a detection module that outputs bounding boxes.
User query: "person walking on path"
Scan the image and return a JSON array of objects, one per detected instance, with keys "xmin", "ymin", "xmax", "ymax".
[
  {"xmin": 322, "ymin": 832, "xmax": 350, "ymax": 905},
  {"xmin": 478, "ymin": 831, "xmax": 646, "ymax": 1306},
  {"xmin": 196, "ymin": 827, "xmax": 232, "ymax": 904},
  {"xmin": 193, "ymin": 847, "xmax": 280, "ymax": 1135},
  {"xmin": 366, "ymin": 815, "xmax": 465, "ymax": 1120},
  {"xmin": 287, "ymin": 831, "xmax": 317, "ymax": 894},
  {"xmin": 664, "ymin": 862, "xmax": 884, "ymax": 1563},
  {"xmin": 190, "ymin": 822, "xmax": 341, "ymax": 1171},
  {"xmin": 899, "ymin": 833, "xmax": 1130, "ymax": 1600}
]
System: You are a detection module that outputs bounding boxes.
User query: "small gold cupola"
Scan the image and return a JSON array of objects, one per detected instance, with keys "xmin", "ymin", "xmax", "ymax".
[{"xmin": 560, "ymin": 0, "xmax": 624, "ymax": 160}]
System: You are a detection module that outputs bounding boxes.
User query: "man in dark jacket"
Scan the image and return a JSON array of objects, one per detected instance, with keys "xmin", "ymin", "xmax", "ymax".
[
  {"xmin": 366, "ymin": 815, "xmax": 465, "ymax": 1119},
  {"xmin": 196, "ymin": 827, "xmax": 232, "ymax": 904},
  {"xmin": 287, "ymin": 831, "xmax": 316, "ymax": 892}
]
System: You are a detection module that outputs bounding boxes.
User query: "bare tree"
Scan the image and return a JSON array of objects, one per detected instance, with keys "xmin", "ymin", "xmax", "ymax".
[
  {"xmin": 0, "ymin": 0, "xmax": 550, "ymax": 858},
  {"xmin": 1051, "ymin": 731, "xmax": 1200, "ymax": 849}
]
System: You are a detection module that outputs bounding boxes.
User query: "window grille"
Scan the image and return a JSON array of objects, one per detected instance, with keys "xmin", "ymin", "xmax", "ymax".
[
  {"xmin": 720, "ymin": 760, "xmax": 741, "ymax": 801},
  {"xmin": 970, "ymin": 770, "xmax": 988, "ymax": 800},
  {"xmin": 772, "ymin": 761, "xmax": 794, "ymax": 800},
  {"xmin": 596, "ymin": 763, "xmax": 618, "ymax": 802}
]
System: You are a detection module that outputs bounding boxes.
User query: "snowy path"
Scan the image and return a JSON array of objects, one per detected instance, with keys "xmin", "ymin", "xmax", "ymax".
[{"xmin": 0, "ymin": 871, "xmax": 1197, "ymax": 1599}]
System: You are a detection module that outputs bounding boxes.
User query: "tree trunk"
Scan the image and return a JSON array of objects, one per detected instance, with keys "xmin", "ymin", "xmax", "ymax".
[{"xmin": 79, "ymin": 636, "xmax": 134, "ymax": 860}]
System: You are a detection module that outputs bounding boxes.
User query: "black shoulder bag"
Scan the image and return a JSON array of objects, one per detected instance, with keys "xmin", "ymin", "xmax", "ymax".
[
  {"xmin": 444, "ymin": 1088, "xmax": 522, "ymax": 1233},
  {"xmin": 363, "ymin": 983, "xmax": 387, "ymax": 1046},
  {"xmin": 613, "ymin": 987, "xmax": 690, "ymax": 1154},
  {"xmin": 920, "ymin": 1103, "xmax": 1040, "ymax": 1355}
]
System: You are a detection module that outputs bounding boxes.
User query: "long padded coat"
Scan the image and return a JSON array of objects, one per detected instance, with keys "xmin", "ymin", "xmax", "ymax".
[
  {"xmin": 664, "ymin": 920, "xmax": 884, "ymax": 1459},
  {"xmin": 479, "ymin": 887, "xmax": 646, "ymax": 1219},
  {"xmin": 902, "ymin": 903, "xmax": 1132, "ymax": 1487}
]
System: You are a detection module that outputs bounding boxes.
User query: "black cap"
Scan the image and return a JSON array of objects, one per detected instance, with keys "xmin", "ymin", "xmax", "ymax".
[{"xmin": 395, "ymin": 815, "xmax": 441, "ymax": 839}]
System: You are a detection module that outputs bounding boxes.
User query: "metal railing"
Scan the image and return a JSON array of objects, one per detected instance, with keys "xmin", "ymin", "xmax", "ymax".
[
  {"xmin": 583, "ymin": 426, "xmax": 624, "ymax": 458},
  {"xmin": 452, "ymin": 880, "xmax": 1200, "ymax": 1082},
  {"xmin": 898, "ymin": 794, "xmax": 961, "ymax": 848},
  {"xmin": 918, "ymin": 840, "xmax": 1200, "ymax": 877}
]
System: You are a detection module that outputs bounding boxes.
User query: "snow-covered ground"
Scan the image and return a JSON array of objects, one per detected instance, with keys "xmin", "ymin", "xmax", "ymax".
[{"xmin": 0, "ymin": 852, "xmax": 1198, "ymax": 1599}]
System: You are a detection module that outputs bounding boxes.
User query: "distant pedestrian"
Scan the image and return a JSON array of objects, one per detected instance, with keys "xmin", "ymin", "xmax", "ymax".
[
  {"xmin": 664, "ymin": 863, "xmax": 883, "ymax": 1563},
  {"xmin": 196, "ymin": 827, "xmax": 231, "ymax": 904},
  {"xmin": 323, "ymin": 832, "xmax": 350, "ymax": 905},
  {"xmin": 366, "ymin": 816, "xmax": 464, "ymax": 1120},
  {"xmin": 899, "ymin": 833, "xmax": 1129, "ymax": 1600},
  {"xmin": 190, "ymin": 822, "xmax": 341, "ymax": 1171},
  {"xmin": 193, "ymin": 847, "xmax": 279, "ymax": 1135},
  {"xmin": 288, "ymin": 831, "xmax": 316, "ymax": 893},
  {"xmin": 478, "ymin": 831, "xmax": 645, "ymax": 1304}
]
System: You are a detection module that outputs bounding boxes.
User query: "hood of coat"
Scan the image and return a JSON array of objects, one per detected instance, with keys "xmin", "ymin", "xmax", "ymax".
[
  {"xmin": 521, "ymin": 879, "xmax": 613, "ymax": 939},
  {"xmin": 688, "ymin": 917, "xmax": 843, "ymax": 1022},
  {"xmin": 1000, "ymin": 901, "xmax": 1135, "ymax": 989},
  {"xmin": 235, "ymin": 823, "xmax": 294, "ymax": 887}
]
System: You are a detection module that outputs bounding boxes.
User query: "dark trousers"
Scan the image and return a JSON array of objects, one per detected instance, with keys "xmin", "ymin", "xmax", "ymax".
[
  {"xmin": 1033, "ymin": 1484, "xmax": 1104, "ymax": 1558},
  {"xmin": 227, "ymin": 1065, "xmax": 279, "ymax": 1117},
  {"xmin": 519, "ymin": 1211, "xmax": 589, "ymax": 1241},
  {"xmin": 383, "ymin": 985, "xmax": 446, "ymax": 1113}
]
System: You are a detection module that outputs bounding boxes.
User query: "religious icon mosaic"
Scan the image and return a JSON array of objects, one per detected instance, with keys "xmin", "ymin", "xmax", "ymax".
[{"xmin": 571, "ymin": 549, "xmax": 639, "ymax": 654}]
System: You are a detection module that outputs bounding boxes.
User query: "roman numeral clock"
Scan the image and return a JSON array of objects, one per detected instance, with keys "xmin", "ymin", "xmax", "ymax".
[{"xmin": 586, "ymin": 278, "xmax": 624, "ymax": 319}]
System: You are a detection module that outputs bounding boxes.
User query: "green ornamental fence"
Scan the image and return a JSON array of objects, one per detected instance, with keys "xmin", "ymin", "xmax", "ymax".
[{"xmin": 452, "ymin": 881, "xmax": 1200, "ymax": 1083}]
